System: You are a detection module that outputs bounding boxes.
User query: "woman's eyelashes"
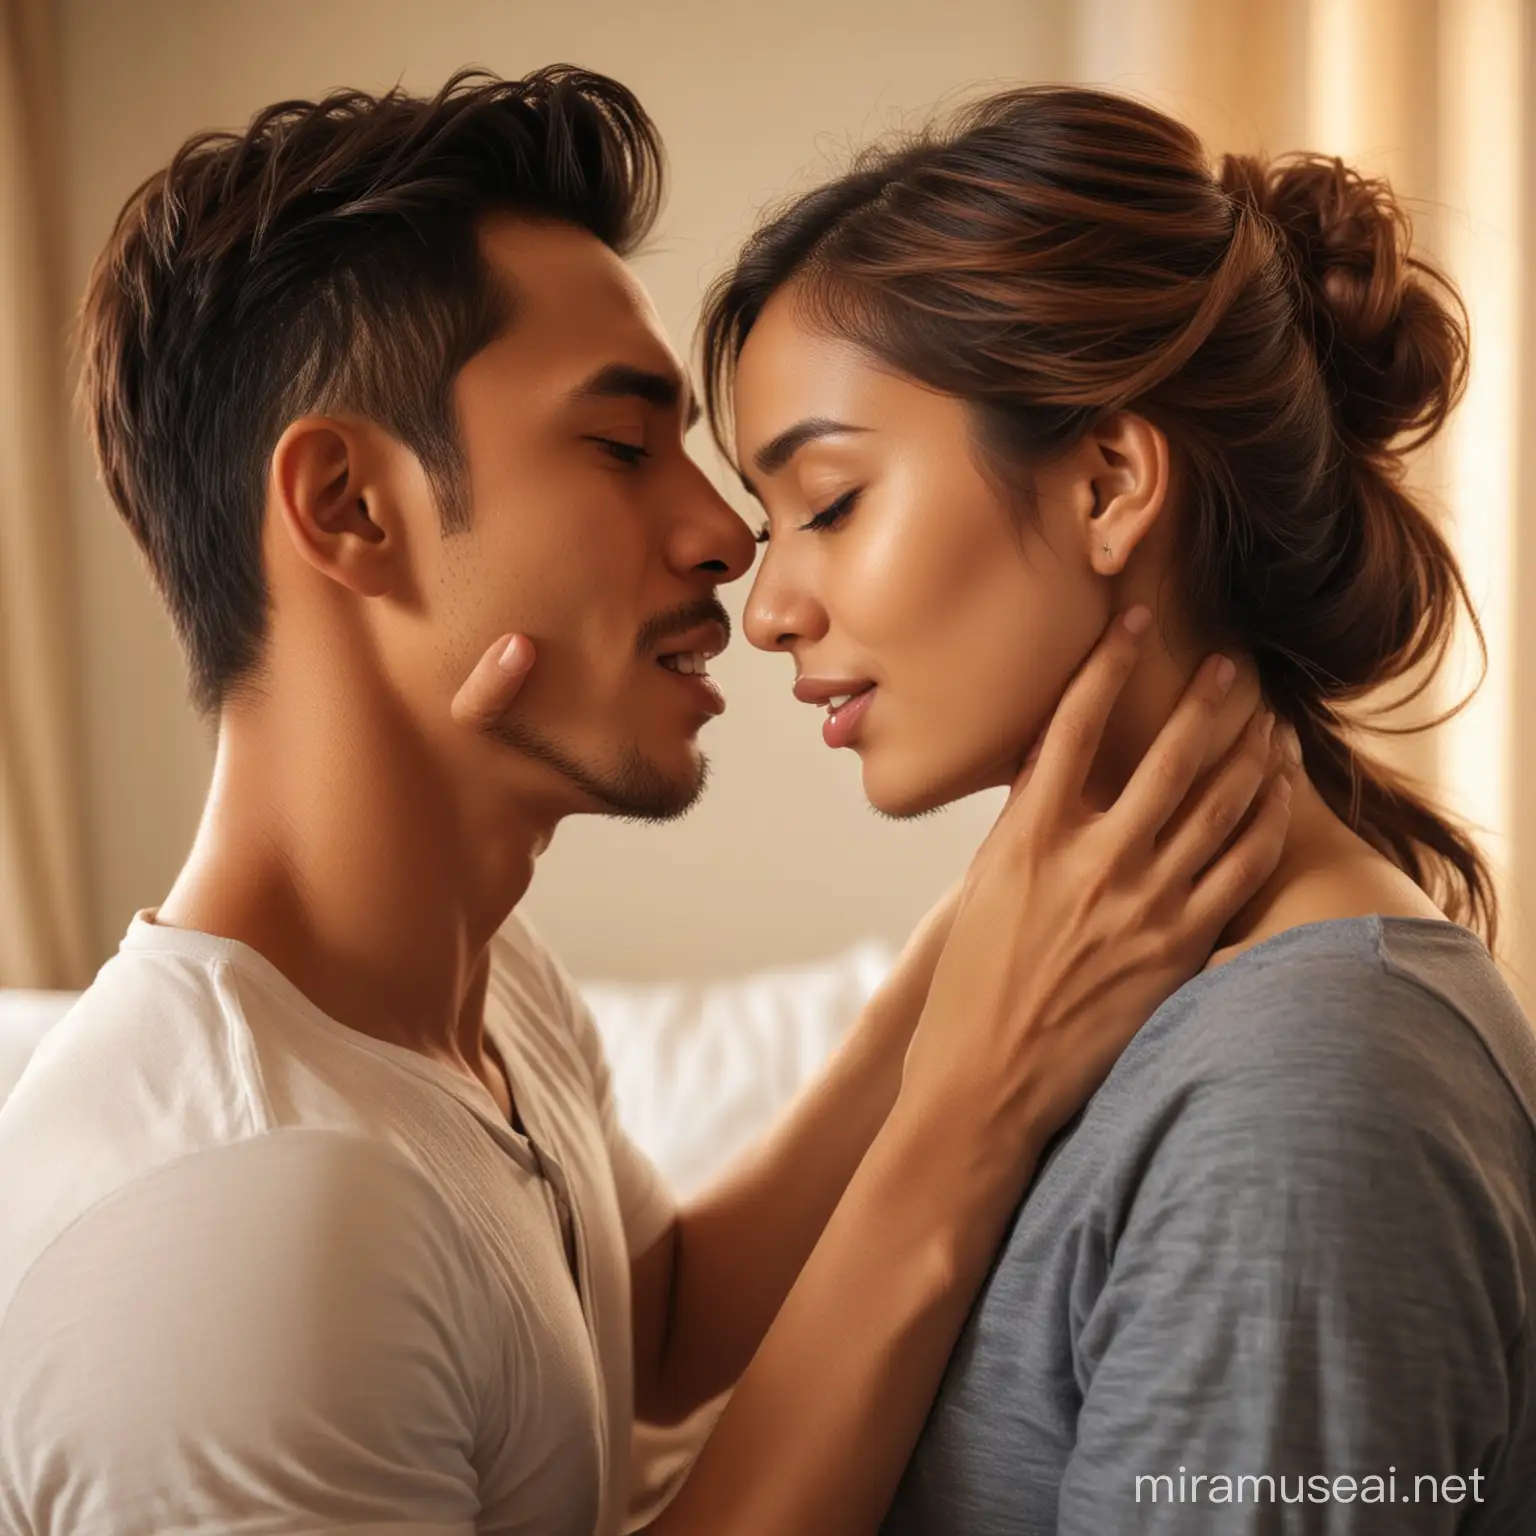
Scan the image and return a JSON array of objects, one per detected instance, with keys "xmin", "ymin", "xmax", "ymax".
[
  {"xmin": 756, "ymin": 488, "xmax": 862, "ymax": 544},
  {"xmin": 801, "ymin": 487, "xmax": 860, "ymax": 533}
]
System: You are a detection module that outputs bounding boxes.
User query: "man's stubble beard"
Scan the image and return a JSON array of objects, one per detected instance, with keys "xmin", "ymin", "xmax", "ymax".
[{"xmin": 486, "ymin": 715, "xmax": 709, "ymax": 823}]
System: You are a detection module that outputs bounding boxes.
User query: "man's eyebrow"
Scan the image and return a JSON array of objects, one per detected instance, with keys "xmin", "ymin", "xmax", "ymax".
[
  {"xmin": 751, "ymin": 417, "xmax": 869, "ymax": 479},
  {"xmin": 569, "ymin": 362, "xmax": 701, "ymax": 431}
]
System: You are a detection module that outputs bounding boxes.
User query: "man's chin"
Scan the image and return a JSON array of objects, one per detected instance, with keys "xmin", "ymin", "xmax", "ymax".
[
  {"xmin": 487, "ymin": 718, "xmax": 708, "ymax": 822},
  {"xmin": 550, "ymin": 741, "xmax": 707, "ymax": 824},
  {"xmin": 591, "ymin": 752, "xmax": 709, "ymax": 823}
]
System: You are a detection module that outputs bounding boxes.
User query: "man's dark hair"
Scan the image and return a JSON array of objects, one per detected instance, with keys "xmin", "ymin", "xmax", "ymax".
[{"xmin": 78, "ymin": 65, "xmax": 665, "ymax": 713}]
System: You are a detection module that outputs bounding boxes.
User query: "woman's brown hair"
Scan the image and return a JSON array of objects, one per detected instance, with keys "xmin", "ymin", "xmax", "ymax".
[{"xmin": 701, "ymin": 85, "xmax": 1496, "ymax": 944}]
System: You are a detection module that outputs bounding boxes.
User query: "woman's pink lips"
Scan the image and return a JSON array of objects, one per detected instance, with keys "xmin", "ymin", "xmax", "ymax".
[{"xmin": 822, "ymin": 685, "xmax": 876, "ymax": 748}]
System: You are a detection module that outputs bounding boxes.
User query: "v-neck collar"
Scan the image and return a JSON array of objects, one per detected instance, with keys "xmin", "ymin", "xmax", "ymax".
[
  {"xmin": 124, "ymin": 911, "xmax": 547, "ymax": 1173},
  {"xmin": 124, "ymin": 912, "xmax": 600, "ymax": 1321}
]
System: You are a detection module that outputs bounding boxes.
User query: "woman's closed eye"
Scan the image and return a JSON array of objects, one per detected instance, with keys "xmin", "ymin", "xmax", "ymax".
[{"xmin": 755, "ymin": 488, "xmax": 862, "ymax": 544}]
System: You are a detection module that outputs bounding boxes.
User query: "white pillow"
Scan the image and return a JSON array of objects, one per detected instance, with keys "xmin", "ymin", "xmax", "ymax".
[{"xmin": 581, "ymin": 938, "xmax": 896, "ymax": 1198}]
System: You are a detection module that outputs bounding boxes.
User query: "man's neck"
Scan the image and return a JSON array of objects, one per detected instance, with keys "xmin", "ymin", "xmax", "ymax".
[{"xmin": 157, "ymin": 691, "xmax": 559, "ymax": 1070}]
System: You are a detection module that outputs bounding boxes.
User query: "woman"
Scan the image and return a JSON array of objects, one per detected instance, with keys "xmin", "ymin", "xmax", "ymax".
[{"xmin": 694, "ymin": 85, "xmax": 1536, "ymax": 1529}]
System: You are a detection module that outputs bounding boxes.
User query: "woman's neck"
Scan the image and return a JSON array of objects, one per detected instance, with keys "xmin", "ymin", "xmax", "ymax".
[{"xmin": 1204, "ymin": 768, "xmax": 1446, "ymax": 971}]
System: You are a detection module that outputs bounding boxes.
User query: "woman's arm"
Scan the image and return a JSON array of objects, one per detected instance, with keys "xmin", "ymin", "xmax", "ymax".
[{"xmin": 626, "ymin": 880, "xmax": 959, "ymax": 1422}]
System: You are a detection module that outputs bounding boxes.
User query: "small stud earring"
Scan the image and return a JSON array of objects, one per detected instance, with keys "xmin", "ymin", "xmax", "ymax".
[{"xmin": 1102, "ymin": 542, "xmax": 1113, "ymax": 557}]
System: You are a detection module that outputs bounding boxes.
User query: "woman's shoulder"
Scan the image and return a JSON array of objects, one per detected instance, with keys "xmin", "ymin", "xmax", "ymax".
[{"xmin": 1161, "ymin": 913, "xmax": 1536, "ymax": 1143}]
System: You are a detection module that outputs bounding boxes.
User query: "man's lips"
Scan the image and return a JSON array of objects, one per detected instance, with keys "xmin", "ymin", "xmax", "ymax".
[
  {"xmin": 652, "ymin": 620, "xmax": 729, "ymax": 717},
  {"xmin": 653, "ymin": 620, "xmax": 729, "ymax": 662},
  {"xmin": 657, "ymin": 664, "xmax": 726, "ymax": 716}
]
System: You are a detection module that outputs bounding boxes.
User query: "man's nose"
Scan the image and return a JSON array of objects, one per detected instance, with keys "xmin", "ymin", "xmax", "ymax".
[{"xmin": 671, "ymin": 472, "xmax": 758, "ymax": 586}]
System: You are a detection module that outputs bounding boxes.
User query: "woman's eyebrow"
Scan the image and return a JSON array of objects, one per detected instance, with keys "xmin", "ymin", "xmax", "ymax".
[{"xmin": 751, "ymin": 417, "xmax": 869, "ymax": 478}]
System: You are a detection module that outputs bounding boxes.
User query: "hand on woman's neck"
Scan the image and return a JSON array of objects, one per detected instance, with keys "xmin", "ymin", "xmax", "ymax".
[{"xmin": 1089, "ymin": 641, "xmax": 1445, "ymax": 968}]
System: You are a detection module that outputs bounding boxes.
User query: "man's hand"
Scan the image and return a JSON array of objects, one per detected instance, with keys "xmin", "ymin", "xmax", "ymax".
[{"xmin": 451, "ymin": 633, "xmax": 534, "ymax": 731}]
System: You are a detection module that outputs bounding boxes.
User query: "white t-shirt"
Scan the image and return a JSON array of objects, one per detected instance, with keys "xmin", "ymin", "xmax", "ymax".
[{"xmin": 0, "ymin": 912, "xmax": 676, "ymax": 1536}]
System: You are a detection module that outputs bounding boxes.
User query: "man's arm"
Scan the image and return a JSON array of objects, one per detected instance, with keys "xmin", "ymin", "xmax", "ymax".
[
  {"xmin": 629, "ymin": 884, "xmax": 958, "ymax": 1422},
  {"xmin": 1056, "ymin": 974, "xmax": 1524, "ymax": 1533}
]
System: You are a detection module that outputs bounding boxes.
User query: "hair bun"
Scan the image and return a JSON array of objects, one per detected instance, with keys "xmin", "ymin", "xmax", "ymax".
[{"xmin": 1218, "ymin": 152, "xmax": 1467, "ymax": 455}]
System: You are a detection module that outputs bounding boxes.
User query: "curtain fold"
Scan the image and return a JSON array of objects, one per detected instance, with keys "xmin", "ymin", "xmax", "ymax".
[{"xmin": 0, "ymin": 0, "xmax": 90, "ymax": 987}]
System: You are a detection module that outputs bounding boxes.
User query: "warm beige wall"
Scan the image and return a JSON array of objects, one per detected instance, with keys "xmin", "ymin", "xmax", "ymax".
[{"xmin": 60, "ymin": 0, "xmax": 1071, "ymax": 981}]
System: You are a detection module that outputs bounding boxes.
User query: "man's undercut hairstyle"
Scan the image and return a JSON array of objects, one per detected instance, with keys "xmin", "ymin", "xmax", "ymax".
[{"xmin": 79, "ymin": 65, "xmax": 664, "ymax": 713}]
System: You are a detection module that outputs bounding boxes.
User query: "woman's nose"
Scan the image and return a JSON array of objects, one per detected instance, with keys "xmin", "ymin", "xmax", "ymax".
[{"xmin": 744, "ymin": 553, "xmax": 827, "ymax": 652}]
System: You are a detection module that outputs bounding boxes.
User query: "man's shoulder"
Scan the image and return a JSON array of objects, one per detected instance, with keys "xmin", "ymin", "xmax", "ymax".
[
  {"xmin": 0, "ymin": 948, "xmax": 270, "ymax": 1306},
  {"xmin": 490, "ymin": 910, "xmax": 575, "ymax": 1016},
  {"xmin": 0, "ymin": 1129, "xmax": 494, "ymax": 1533},
  {"xmin": 0, "ymin": 1127, "xmax": 480, "ymax": 1340}
]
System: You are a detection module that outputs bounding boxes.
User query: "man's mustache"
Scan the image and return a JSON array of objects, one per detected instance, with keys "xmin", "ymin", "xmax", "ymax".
[{"xmin": 634, "ymin": 597, "xmax": 733, "ymax": 660}]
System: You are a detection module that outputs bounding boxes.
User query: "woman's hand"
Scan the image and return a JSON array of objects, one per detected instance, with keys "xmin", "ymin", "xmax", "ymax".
[
  {"xmin": 451, "ymin": 633, "xmax": 534, "ymax": 730},
  {"xmin": 902, "ymin": 606, "xmax": 1294, "ymax": 1168}
]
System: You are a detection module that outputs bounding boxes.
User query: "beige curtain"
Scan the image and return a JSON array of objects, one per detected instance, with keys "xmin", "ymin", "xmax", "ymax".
[
  {"xmin": 1067, "ymin": 0, "xmax": 1534, "ymax": 1006},
  {"xmin": 0, "ymin": 0, "xmax": 89, "ymax": 988}
]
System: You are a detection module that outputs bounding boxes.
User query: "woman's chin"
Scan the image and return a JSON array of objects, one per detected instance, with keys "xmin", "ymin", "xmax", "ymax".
[{"xmin": 860, "ymin": 752, "xmax": 990, "ymax": 820}]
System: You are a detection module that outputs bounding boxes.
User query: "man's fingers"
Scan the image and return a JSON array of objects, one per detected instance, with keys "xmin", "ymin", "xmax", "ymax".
[
  {"xmin": 451, "ymin": 634, "xmax": 534, "ymax": 732},
  {"xmin": 1023, "ymin": 606, "xmax": 1151, "ymax": 814}
]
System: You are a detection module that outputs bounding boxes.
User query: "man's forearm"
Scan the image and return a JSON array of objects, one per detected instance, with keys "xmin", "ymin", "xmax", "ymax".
[{"xmin": 636, "ymin": 890, "xmax": 957, "ymax": 1423}]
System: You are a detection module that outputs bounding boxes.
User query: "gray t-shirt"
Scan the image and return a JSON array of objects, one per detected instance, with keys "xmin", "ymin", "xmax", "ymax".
[{"xmin": 884, "ymin": 917, "xmax": 1536, "ymax": 1534}]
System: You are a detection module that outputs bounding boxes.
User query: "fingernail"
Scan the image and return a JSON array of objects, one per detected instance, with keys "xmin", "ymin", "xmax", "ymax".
[
  {"xmin": 1259, "ymin": 709, "xmax": 1275, "ymax": 743},
  {"xmin": 1214, "ymin": 656, "xmax": 1237, "ymax": 693},
  {"xmin": 498, "ymin": 635, "xmax": 531, "ymax": 674},
  {"xmin": 1123, "ymin": 606, "xmax": 1152, "ymax": 635},
  {"xmin": 1284, "ymin": 725, "xmax": 1303, "ymax": 765},
  {"xmin": 1274, "ymin": 775, "xmax": 1293, "ymax": 804}
]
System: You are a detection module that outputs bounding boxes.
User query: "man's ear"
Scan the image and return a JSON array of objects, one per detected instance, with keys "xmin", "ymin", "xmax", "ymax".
[
  {"xmin": 269, "ymin": 416, "xmax": 403, "ymax": 598},
  {"xmin": 1081, "ymin": 411, "xmax": 1169, "ymax": 576}
]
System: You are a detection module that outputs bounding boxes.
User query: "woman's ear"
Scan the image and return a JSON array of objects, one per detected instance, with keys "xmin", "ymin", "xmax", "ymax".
[
  {"xmin": 1082, "ymin": 411, "xmax": 1169, "ymax": 576},
  {"xmin": 269, "ymin": 415, "xmax": 402, "ymax": 598}
]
